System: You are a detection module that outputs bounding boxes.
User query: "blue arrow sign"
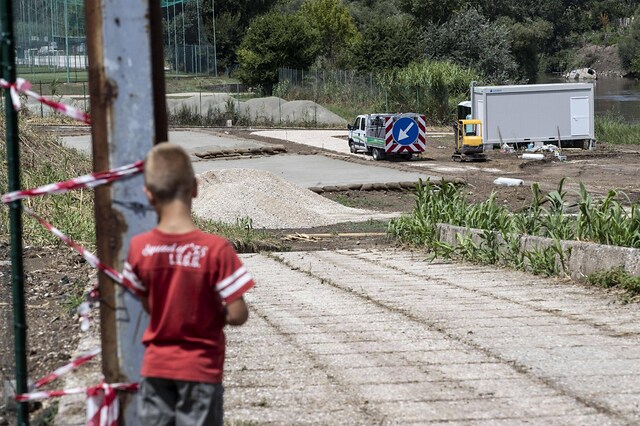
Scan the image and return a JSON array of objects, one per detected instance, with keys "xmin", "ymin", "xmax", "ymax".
[{"xmin": 392, "ymin": 117, "xmax": 419, "ymax": 146}]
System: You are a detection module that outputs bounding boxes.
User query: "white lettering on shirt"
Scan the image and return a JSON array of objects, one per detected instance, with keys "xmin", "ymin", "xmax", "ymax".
[{"xmin": 141, "ymin": 242, "xmax": 208, "ymax": 268}]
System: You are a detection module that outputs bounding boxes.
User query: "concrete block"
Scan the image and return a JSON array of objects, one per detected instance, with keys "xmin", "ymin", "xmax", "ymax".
[{"xmin": 435, "ymin": 223, "xmax": 640, "ymax": 281}]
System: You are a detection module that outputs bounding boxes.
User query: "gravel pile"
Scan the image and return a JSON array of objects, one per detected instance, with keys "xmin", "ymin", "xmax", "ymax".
[{"xmin": 193, "ymin": 169, "xmax": 399, "ymax": 229}]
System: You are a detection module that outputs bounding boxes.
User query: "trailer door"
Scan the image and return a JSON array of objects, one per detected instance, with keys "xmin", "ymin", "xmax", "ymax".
[{"xmin": 570, "ymin": 97, "xmax": 590, "ymax": 136}]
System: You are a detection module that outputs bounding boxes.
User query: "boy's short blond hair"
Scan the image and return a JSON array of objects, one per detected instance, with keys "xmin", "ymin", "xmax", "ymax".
[{"xmin": 144, "ymin": 143, "xmax": 195, "ymax": 204}]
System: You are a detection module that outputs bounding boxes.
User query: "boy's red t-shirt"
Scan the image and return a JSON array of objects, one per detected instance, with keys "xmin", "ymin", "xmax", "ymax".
[{"xmin": 122, "ymin": 228, "xmax": 254, "ymax": 384}]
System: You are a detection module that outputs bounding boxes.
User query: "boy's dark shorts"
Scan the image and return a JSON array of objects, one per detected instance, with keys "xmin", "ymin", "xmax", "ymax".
[{"xmin": 138, "ymin": 377, "xmax": 224, "ymax": 426}]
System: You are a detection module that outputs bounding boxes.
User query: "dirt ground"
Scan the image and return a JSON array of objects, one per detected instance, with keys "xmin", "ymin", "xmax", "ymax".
[
  {"xmin": 1, "ymin": 125, "xmax": 639, "ymax": 424},
  {"xmin": 0, "ymin": 245, "xmax": 93, "ymax": 425},
  {"xmin": 238, "ymin": 127, "xmax": 640, "ymax": 209}
]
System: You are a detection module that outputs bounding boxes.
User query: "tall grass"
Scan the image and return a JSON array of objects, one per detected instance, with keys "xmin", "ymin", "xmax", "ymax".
[
  {"xmin": 0, "ymin": 121, "xmax": 95, "ymax": 246},
  {"xmin": 275, "ymin": 60, "xmax": 481, "ymax": 123},
  {"xmin": 595, "ymin": 114, "xmax": 640, "ymax": 145},
  {"xmin": 389, "ymin": 178, "xmax": 640, "ymax": 250},
  {"xmin": 378, "ymin": 60, "xmax": 480, "ymax": 123}
]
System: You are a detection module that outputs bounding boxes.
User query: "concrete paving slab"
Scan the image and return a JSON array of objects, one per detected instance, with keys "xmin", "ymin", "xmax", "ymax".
[
  {"xmin": 62, "ymin": 131, "xmax": 438, "ymax": 188},
  {"xmin": 61, "ymin": 130, "xmax": 265, "ymax": 156},
  {"xmin": 234, "ymin": 249, "xmax": 640, "ymax": 423},
  {"xmin": 192, "ymin": 154, "xmax": 436, "ymax": 188},
  {"xmin": 251, "ymin": 129, "xmax": 453, "ymax": 157}
]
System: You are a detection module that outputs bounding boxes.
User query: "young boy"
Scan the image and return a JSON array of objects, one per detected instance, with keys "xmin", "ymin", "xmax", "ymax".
[{"xmin": 122, "ymin": 143, "xmax": 254, "ymax": 426}]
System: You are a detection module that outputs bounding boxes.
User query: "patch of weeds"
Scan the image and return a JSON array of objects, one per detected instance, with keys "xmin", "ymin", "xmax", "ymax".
[
  {"xmin": 32, "ymin": 400, "xmax": 58, "ymax": 426},
  {"xmin": 587, "ymin": 267, "xmax": 640, "ymax": 297},
  {"xmin": 332, "ymin": 194, "xmax": 359, "ymax": 208},
  {"xmin": 523, "ymin": 246, "xmax": 561, "ymax": 277},
  {"xmin": 62, "ymin": 278, "xmax": 87, "ymax": 314},
  {"xmin": 193, "ymin": 215, "xmax": 284, "ymax": 253}
]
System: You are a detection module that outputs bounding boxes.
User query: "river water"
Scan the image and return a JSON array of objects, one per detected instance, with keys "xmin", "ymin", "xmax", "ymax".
[{"xmin": 540, "ymin": 74, "xmax": 640, "ymax": 123}]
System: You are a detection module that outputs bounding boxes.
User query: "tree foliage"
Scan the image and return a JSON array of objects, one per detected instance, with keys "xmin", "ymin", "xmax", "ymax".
[
  {"xmin": 618, "ymin": 10, "xmax": 640, "ymax": 75},
  {"xmin": 298, "ymin": 0, "xmax": 360, "ymax": 67},
  {"xmin": 351, "ymin": 14, "xmax": 422, "ymax": 72},
  {"xmin": 396, "ymin": 0, "xmax": 468, "ymax": 26},
  {"xmin": 501, "ymin": 18, "xmax": 554, "ymax": 81},
  {"xmin": 200, "ymin": 0, "xmax": 278, "ymax": 71},
  {"xmin": 424, "ymin": 8, "xmax": 519, "ymax": 82},
  {"xmin": 236, "ymin": 12, "xmax": 320, "ymax": 92}
]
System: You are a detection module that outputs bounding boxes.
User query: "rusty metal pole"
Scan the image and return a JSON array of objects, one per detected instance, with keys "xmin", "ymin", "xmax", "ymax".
[{"xmin": 85, "ymin": 0, "xmax": 166, "ymax": 423}]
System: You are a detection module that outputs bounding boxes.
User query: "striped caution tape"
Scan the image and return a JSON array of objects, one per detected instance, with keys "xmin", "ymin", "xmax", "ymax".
[
  {"xmin": 22, "ymin": 208, "xmax": 146, "ymax": 296},
  {"xmin": 15, "ymin": 381, "xmax": 138, "ymax": 426},
  {"xmin": 0, "ymin": 77, "xmax": 91, "ymax": 124},
  {"xmin": 33, "ymin": 348, "xmax": 101, "ymax": 389},
  {"xmin": 1, "ymin": 160, "xmax": 143, "ymax": 204}
]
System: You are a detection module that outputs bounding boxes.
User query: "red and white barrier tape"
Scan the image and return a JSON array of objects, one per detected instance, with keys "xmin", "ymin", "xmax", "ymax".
[
  {"xmin": 33, "ymin": 348, "xmax": 101, "ymax": 389},
  {"xmin": 15, "ymin": 381, "xmax": 138, "ymax": 426},
  {"xmin": 1, "ymin": 160, "xmax": 143, "ymax": 204},
  {"xmin": 15, "ymin": 381, "xmax": 138, "ymax": 402},
  {"xmin": 0, "ymin": 77, "xmax": 91, "ymax": 124},
  {"xmin": 21, "ymin": 207, "xmax": 129, "ymax": 289}
]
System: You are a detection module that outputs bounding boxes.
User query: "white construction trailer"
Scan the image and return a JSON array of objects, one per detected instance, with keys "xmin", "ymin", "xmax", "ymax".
[{"xmin": 459, "ymin": 82, "xmax": 595, "ymax": 149}]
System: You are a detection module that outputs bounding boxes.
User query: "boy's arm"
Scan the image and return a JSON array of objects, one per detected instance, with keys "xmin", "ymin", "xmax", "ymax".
[
  {"xmin": 225, "ymin": 297, "xmax": 249, "ymax": 326},
  {"xmin": 141, "ymin": 297, "xmax": 150, "ymax": 314},
  {"xmin": 215, "ymin": 242, "xmax": 255, "ymax": 325}
]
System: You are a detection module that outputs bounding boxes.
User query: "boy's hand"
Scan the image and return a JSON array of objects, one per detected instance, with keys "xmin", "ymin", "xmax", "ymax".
[{"xmin": 225, "ymin": 297, "xmax": 249, "ymax": 326}]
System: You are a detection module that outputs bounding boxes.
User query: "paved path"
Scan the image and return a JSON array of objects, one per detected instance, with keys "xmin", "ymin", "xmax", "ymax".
[
  {"xmin": 251, "ymin": 129, "xmax": 453, "ymax": 156},
  {"xmin": 62, "ymin": 130, "xmax": 437, "ymax": 188},
  {"xmin": 225, "ymin": 249, "xmax": 640, "ymax": 424}
]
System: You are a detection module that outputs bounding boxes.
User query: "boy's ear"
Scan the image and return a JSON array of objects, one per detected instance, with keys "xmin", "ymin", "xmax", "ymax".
[
  {"xmin": 143, "ymin": 186, "xmax": 155, "ymax": 205},
  {"xmin": 192, "ymin": 178, "xmax": 198, "ymax": 198}
]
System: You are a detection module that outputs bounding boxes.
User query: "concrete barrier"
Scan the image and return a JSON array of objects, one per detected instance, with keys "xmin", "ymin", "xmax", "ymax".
[{"xmin": 436, "ymin": 224, "xmax": 640, "ymax": 280}]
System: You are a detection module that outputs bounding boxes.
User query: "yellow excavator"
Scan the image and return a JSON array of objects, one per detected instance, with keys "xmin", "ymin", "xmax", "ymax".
[{"xmin": 452, "ymin": 119, "xmax": 486, "ymax": 162}]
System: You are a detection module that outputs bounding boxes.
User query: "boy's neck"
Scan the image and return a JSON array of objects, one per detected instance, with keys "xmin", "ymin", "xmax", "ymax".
[{"xmin": 154, "ymin": 200, "xmax": 198, "ymax": 235}]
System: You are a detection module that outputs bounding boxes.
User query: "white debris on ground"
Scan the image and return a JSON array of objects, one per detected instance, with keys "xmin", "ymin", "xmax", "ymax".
[{"xmin": 193, "ymin": 169, "xmax": 400, "ymax": 229}]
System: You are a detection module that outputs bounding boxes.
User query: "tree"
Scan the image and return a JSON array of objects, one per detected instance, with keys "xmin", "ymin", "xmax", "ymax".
[
  {"xmin": 351, "ymin": 14, "xmax": 422, "ymax": 72},
  {"xmin": 200, "ymin": 0, "xmax": 279, "ymax": 71},
  {"xmin": 618, "ymin": 11, "xmax": 640, "ymax": 75},
  {"xmin": 502, "ymin": 18, "xmax": 553, "ymax": 81},
  {"xmin": 298, "ymin": 0, "xmax": 360, "ymax": 66},
  {"xmin": 236, "ymin": 12, "xmax": 320, "ymax": 93},
  {"xmin": 396, "ymin": 0, "xmax": 469, "ymax": 26},
  {"xmin": 424, "ymin": 8, "xmax": 519, "ymax": 82}
]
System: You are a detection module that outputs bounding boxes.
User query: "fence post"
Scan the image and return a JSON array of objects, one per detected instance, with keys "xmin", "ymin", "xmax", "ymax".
[
  {"xmin": 1, "ymin": 0, "xmax": 30, "ymax": 422},
  {"xmin": 39, "ymin": 81, "xmax": 44, "ymax": 118},
  {"xmin": 85, "ymin": 0, "xmax": 166, "ymax": 423}
]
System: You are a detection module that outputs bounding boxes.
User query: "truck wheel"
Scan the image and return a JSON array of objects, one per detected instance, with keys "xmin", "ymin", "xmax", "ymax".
[
  {"xmin": 349, "ymin": 140, "xmax": 357, "ymax": 153},
  {"xmin": 372, "ymin": 148, "xmax": 384, "ymax": 161},
  {"xmin": 401, "ymin": 153, "xmax": 413, "ymax": 161}
]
